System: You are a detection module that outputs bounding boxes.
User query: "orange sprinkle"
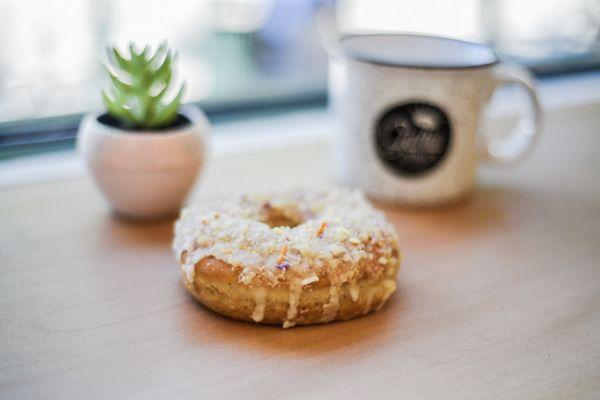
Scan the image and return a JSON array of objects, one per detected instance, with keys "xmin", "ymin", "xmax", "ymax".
[
  {"xmin": 316, "ymin": 222, "xmax": 328, "ymax": 238},
  {"xmin": 276, "ymin": 245, "xmax": 288, "ymax": 264}
]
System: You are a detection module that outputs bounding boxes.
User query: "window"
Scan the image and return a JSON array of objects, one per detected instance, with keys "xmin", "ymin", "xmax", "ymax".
[{"xmin": 1, "ymin": 0, "xmax": 599, "ymax": 159}]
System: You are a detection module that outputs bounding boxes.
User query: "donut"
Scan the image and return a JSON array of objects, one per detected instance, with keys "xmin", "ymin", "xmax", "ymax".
[{"xmin": 173, "ymin": 187, "xmax": 400, "ymax": 328}]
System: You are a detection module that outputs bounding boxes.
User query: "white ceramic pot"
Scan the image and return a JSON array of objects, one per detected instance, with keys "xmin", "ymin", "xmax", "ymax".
[{"xmin": 77, "ymin": 105, "xmax": 209, "ymax": 219}]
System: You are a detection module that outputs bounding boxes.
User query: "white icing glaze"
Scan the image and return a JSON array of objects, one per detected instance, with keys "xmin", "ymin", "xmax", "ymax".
[
  {"xmin": 376, "ymin": 279, "xmax": 397, "ymax": 311},
  {"xmin": 363, "ymin": 287, "xmax": 375, "ymax": 314},
  {"xmin": 301, "ymin": 275, "xmax": 319, "ymax": 286},
  {"xmin": 321, "ymin": 285, "xmax": 340, "ymax": 322},
  {"xmin": 182, "ymin": 250, "xmax": 206, "ymax": 283},
  {"xmin": 251, "ymin": 287, "xmax": 267, "ymax": 322},
  {"xmin": 283, "ymin": 279, "xmax": 302, "ymax": 328},
  {"xmin": 349, "ymin": 283, "xmax": 360, "ymax": 302},
  {"xmin": 173, "ymin": 187, "xmax": 399, "ymax": 289},
  {"xmin": 183, "ymin": 264, "xmax": 195, "ymax": 283}
]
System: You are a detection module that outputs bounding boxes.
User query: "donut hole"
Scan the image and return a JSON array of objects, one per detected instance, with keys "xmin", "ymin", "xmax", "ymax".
[{"xmin": 260, "ymin": 202, "xmax": 305, "ymax": 228}]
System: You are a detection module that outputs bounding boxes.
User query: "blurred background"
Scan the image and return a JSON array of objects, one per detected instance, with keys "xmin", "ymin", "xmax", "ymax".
[{"xmin": 1, "ymin": 0, "xmax": 600, "ymax": 159}]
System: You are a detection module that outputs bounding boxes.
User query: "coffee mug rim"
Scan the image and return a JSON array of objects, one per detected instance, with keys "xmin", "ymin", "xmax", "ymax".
[{"xmin": 337, "ymin": 33, "xmax": 500, "ymax": 71}]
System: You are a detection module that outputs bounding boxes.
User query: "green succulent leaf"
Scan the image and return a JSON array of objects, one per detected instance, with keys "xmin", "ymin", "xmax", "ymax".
[
  {"xmin": 102, "ymin": 90, "xmax": 127, "ymax": 121},
  {"xmin": 102, "ymin": 42, "xmax": 185, "ymax": 130},
  {"xmin": 104, "ymin": 66, "xmax": 133, "ymax": 93},
  {"xmin": 148, "ymin": 41, "xmax": 169, "ymax": 67},
  {"xmin": 108, "ymin": 47, "xmax": 130, "ymax": 71},
  {"xmin": 147, "ymin": 84, "xmax": 185, "ymax": 128}
]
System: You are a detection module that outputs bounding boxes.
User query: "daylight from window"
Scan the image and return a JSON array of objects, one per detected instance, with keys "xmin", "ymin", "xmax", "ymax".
[{"xmin": 0, "ymin": 0, "xmax": 598, "ymax": 125}]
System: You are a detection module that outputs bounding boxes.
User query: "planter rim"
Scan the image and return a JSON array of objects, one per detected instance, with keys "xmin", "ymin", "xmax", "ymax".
[{"xmin": 82, "ymin": 105, "xmax": 208, "ymax": 140}]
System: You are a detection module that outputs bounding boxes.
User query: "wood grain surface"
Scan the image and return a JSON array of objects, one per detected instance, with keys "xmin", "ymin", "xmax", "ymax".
[{"xmin": 1, "ymin": 107, "xmax": 600, "ymax": 399}]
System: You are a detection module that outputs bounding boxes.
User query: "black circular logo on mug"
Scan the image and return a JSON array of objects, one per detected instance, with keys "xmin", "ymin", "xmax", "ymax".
[{"xmin": 375, "ymin": 102, "xmax": 451, "ymax": 176}]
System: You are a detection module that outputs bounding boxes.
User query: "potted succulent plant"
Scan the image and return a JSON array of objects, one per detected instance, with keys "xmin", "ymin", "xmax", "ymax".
[{"xmin": 77, "ymin": 43, "xmax": 208, "ymax": 219}]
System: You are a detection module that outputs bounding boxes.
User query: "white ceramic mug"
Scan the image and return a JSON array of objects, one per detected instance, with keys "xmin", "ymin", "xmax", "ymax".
[{"xmin": 329, "ymin": 34, "xmax": 541, "ymax": 205}]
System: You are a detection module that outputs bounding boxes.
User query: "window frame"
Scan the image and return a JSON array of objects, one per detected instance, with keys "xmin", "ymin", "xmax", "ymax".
[
  {"xmin": 1, "ymin": 62, "xmax": 599, "ymax": 161},
  {"xmin": 0, "ymin": 92, "xmax": 327, "ymax": 161}
]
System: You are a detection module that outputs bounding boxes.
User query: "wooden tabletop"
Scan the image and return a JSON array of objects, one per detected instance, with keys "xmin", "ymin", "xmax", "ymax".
[{"xmin": 1, "ymin": 108, "xmax": 600, "ymax": 399}]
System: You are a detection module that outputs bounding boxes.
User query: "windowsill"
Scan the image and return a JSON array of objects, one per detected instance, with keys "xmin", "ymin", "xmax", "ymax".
[{"xmin": 1, "ymin": 71, "xmax": 599, "ymax": 189}]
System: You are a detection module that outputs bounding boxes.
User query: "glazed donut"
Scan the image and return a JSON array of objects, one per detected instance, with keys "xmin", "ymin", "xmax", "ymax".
[{"xmin": 173, "ymin": 187, "xmax": 400, "ymax": 328}]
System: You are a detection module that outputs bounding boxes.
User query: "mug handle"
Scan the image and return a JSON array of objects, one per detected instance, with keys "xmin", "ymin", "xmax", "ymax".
[{"xmin": 480, "ymin": 63, "xmax": 542, "ymax": 164}]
